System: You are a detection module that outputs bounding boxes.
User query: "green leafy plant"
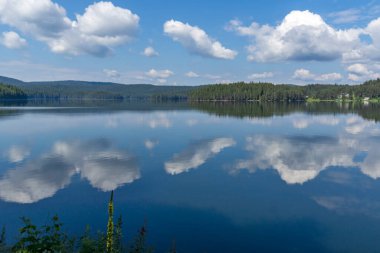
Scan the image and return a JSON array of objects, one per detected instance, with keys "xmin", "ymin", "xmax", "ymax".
[
  {"xmin": 2, "ymin": 191, "xmax": 181, "ymax": 252},
  {"xmin": 12, "ymin": 215, "xmax": 74, "ymax": 253}
]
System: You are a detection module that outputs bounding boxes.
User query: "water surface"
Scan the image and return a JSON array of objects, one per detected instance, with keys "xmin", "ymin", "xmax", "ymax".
[{"xmin": 1, "ymin": 102, "xmax": 380, "ymax": 252}]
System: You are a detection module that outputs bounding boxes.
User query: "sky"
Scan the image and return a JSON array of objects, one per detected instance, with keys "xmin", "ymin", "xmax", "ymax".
[{"xmin": 0, "ymin": 0, "xmax": 380, "ymax": 86}]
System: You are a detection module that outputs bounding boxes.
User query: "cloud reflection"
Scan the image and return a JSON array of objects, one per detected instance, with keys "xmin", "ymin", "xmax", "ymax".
[
  {"xmin": 0, "ymin": 139, "xmax": 139, "ymax": 203},
  {"xmin": 0, "ymin": 155, "xmax": 75, "ymax": 204},
  {"xmin": 144, "ymin": 139, "xmax": 159, "ymax": 150},
  {"xmin": 165, "ymin": 138, "xmax": 236, "ymax": 175},
  {"xmin": 292, "ymin": 115, "xmax": 340, "ymax": 129},
  {"xmin": 232, "ymin": 115, "xmax": 380, "ymax": 184},
  {"xmin": 5, "ymin": 145, "xmax": 30, "ymax": 163},
  {"xmin": 232, "ymin": 135, "xmax": 355, "ymax": 184}
]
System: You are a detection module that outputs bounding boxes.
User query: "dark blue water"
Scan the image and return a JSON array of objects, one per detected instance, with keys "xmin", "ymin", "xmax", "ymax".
[{"xmin": 1, "ymin": 103, "xmax": 380, "ymax": 252}]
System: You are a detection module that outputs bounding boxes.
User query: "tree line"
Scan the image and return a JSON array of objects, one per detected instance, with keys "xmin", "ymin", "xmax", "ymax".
[
  {"xmin": 0, "ymin": 83, "xmax": 27, "ymax": 100},
  {"xmin": 2, "ymin": 78, "xmax": 380, "ymax": 102},
  {"xmin": 189, "ymin": 79, "xmax": 380, "ymax": 101}
]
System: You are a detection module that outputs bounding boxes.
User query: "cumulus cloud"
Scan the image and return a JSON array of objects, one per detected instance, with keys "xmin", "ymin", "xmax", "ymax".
[
  {"xmin": 103, "ymin": 69, "xmax": 120, "ymax": 78},
  {"xmin": 142, "ymin": 46, "xmax": 159, "ymax": 57},
  {"xmin": 144, "ymin": 69, "xmax": 174, "ymax": 84},
  {"xmin": 247, "ymin": 72, "xmax": 274, "ymax": 80},
  {"xmin": 185, "ymin": 71, "xmax": 200, "ymax": 78},
  {"xmin": 0, "ymin": 0, "xmax": 71, "ymax": 38},
  {"xmin": 293, "ymin": 68, "xmax": 342, "ymax": 82},
  {"xmin": 346, "ymin": 63, "xmax": 380, "ymax": 81},
  {"xmin": 165, "ymin": 138, "xmax": 236, "ymax": 175},
  {"xmin": 1, "ymin": 31, "xmax": 27, "ymax": 49},
  {"xmin": 146, "ymin": 69, "xmax": 173, "ymax": 79},
  {"xmin": 0, "ymin": 1, "xmax": 139, "ymax": 57},
  {"xmin": 0, "ymin": 139, "xmax": 140, "ymax": 203},
  {"xmin": 164, "ymin": 19, "xmax": 237, "ymax": 60},
  {"xmin": 227, "ymin": 10, "xmax": 363, "ymax": 62}
]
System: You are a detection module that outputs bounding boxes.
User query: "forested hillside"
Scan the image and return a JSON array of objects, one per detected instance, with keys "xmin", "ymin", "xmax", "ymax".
[
  {"xmin": 1, "ymin": 75, "xmax": 380, "ymax": 102},
  {"xmin": 0, "ymin": 76, "xmax": 193, "ymax": 100},
  {"xmin": 0, "ymin": 83, "xmax": 27, "ymax": 99},
  {"xmin": 189, "ymin": 79, "xmax": 380, "ymax": 101}
]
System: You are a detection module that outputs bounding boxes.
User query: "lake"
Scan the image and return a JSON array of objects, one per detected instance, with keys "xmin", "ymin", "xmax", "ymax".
[{"xmin": 1, "ymin": 101, "xmax": 380, "ymax": 253}]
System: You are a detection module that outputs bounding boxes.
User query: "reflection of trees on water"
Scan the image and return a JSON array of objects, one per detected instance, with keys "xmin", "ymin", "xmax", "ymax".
[
  {"xmin": 2, "ymin": 101, "xmax": 380, "ymax": 121},
  {"xmin": 191, "ymin": 102, "xmax": 380, "ymax": 122}
]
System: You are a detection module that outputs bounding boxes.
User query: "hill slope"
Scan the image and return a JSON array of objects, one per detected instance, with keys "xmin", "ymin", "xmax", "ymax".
[{"xmin": 0, "ymin": 76, "xmax": 194, "ymax": 99}]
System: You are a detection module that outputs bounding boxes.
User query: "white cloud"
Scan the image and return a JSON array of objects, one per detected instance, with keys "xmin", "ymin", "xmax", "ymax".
[
  {"xmin": 146, "ymin": 69, "xmax": 174, "ymax": 79},
  {"xmin": 1, "ymin": 31, "xmax": 27, "ymax": 49},
  {"xmin": 347, "ymin": 63, "xmax": 371, "ymax": 76},
  {"xmin": 227, "ymin": 10, "xmax": 363, "ymax": 62},
  {"xmin": 186, "ymin": 71, "xmax": 200, "ymax": 78},
  {"xmin": 293, "ymin": 69, "xmax": 315, "ymax": 81},
  {"xmin": 49, "ymin": 2, "xmax": 139, "ymax": 57},
  {"xmin": 0, "ymin": 1, "xmax": 139, "ymax": 57},
  {"xmin": 342, "ymin": 18, "xmax": 380, "ymax": 63},
  {"xmin": 103, "ymin": 69, "xmax": 120, "ymax": 78},
  {"xmin": 319, "ymin": 73, "xmax": 344, "ymax": 81},
  {"xmin": 0, "ymin": 0, "xmax": 71, "ymax": 39},
  {"xmin": 164, "ymin": 19, "xmax": 237, "ymax": 60},
  {"xmin": 346, "ymin": 63, "xmax": 380, "ymax": 81},
  {"xmin": 142, "ymin": 46, "xmax": 159, "ymax": 57},
  {"xmin": 293, "ymin": 68, "xmax": 342, "ymax": 82},
  {"xmin": 165, "ymin": 138, "xmax": 236, "ymax": 175},
  {"xmin": 75, "ymin": 2, "xmax": 138, "ymax": 38},
  {"xmin": 247, "ymin": 72, "xmax": 274, "ymax": 80}
]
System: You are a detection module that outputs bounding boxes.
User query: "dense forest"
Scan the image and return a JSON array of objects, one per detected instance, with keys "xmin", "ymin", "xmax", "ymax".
[
  {"xmin": 1, "ymin": 75, "xmax": 380, "ymax": 102},
  {"xmin": 0, "ymin": 83, "xmax": 27, "ymax": 100},
  {"xmin": 189, "ymin": 79, "xmax": 380, "ymax": 101}
]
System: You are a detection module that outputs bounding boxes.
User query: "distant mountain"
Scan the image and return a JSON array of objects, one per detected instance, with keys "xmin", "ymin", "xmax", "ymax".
[
  {"xmin": 0, "ymin": 76, "xmax": 25, "ymax": 86},
  {"xmin": 0, "ymin": 76, "xmax": 195, "ymax": 100}
]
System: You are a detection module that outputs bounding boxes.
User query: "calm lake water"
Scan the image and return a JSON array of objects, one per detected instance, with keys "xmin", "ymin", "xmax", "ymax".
[{"xmin": 1, "ymin": 101, "xmax": 380, "ymax": 252}]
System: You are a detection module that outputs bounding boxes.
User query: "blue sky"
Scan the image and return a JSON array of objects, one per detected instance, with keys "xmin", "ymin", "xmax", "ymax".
[{"xmin": 0, "ymin": 0, "xmax": 380, "ymax": 85}]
